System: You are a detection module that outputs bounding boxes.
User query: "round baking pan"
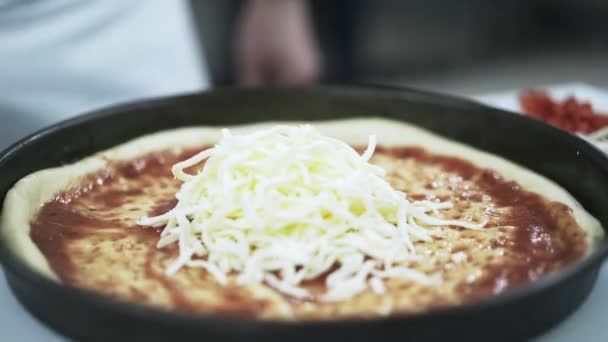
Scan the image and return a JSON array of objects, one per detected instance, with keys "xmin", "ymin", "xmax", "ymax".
[{"xmin": 1, "ymin": 86, "xmax": 607, "ymax": 341}]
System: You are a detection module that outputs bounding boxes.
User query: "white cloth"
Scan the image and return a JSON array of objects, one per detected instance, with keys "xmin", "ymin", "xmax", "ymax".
[{"xmin": 0, "ymin": 0, "xmax": 209, "ymax": 149}]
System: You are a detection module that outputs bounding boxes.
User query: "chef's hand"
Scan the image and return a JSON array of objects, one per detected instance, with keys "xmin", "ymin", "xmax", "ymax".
[{"xmin": 235, "ymin": 0, "xmax": 321, "ymax": 86}]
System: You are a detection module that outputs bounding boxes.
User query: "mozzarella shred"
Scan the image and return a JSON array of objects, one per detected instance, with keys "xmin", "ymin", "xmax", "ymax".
[{"xmin": 137, "ymin": 125, "xmax": 487, "ymax": 302}]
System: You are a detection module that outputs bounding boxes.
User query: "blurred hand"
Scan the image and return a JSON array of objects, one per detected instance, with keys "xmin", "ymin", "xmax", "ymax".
[{"xmin": 235, "ymin": 0, "xmax": 321, "ymax": 86}]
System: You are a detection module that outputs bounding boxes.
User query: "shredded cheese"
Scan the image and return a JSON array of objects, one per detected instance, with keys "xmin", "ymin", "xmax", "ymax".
[{"xmin": 137, "ymin": 125, "xmax": 486, "ymax": 301}]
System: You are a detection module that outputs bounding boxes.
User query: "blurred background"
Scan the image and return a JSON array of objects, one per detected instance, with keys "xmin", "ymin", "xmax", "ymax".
[
  {"xmin": 1, "ymin": 0, "xmax": 607, "ymax": 150},
  {"xmin": 194, "ymin": 0, "xmax": 608, "ymax": 94},
  {"xmin": 1, "ymin": 2, "xmax": 608, "ymax": 340}
]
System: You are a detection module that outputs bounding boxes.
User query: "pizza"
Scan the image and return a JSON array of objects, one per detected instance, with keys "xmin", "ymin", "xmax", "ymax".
[{"xmin": 1, "ymin": 118, "xmax": 603, "ymax": 320}]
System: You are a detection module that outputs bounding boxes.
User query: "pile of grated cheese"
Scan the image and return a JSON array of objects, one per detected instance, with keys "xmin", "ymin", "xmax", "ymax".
[{"xmin": 137, "ymin": 125, "xmax": 486, "ymax": 302}]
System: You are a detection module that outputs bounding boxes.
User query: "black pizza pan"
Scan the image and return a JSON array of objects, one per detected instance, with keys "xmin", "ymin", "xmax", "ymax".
[{"xmin": 0, "ymin": 86, "xmax": 607, "ymax": 341}]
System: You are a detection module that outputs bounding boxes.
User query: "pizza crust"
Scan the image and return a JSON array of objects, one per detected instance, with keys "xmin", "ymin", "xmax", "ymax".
[{"xmin": 1, "ymin": 118, "xmax": 604, "ymax": 280}]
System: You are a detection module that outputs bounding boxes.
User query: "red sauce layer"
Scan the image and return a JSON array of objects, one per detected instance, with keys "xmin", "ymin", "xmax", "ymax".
[
  {"xmin": 29, "ymin": 145, "xmax": 587, "ymax": 316},
  {"xmin": 379, "ymin": 146, "xmax": 586, "ymax": 298}
]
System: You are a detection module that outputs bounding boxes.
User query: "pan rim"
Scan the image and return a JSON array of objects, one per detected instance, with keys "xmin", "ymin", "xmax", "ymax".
[{"xmin": 1, "ymin": 84, "xmax": 607, "ymax": 329}]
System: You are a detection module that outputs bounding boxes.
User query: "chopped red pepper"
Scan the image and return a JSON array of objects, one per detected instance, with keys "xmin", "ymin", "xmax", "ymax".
[{"xmin": 519, "ymin": 90, "xmax": 608, "ymax": 134}]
